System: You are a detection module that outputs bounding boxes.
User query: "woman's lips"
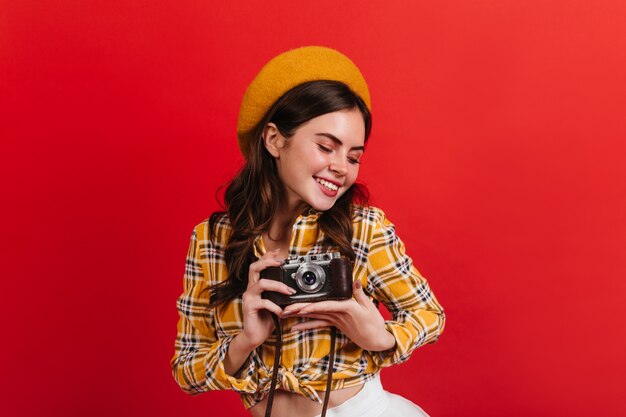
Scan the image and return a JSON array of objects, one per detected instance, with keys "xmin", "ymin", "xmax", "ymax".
[{"xmin": 315, "ymin": 177, "xmax": 339, "ymax": 197}]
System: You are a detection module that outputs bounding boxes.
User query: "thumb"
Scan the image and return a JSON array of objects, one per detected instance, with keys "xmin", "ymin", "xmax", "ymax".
[{"xmin": 352, "ymin": 279, "xmax": 370, "ymax": 305}]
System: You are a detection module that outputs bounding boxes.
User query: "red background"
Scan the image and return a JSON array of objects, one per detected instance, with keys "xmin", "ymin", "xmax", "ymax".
[{"xmin": 2, "ymin": 1, "xmax": 625, "ymax": 416}]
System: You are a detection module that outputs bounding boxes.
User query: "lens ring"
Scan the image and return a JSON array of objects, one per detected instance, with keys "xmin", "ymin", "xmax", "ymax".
[{"xmin": 295, "ymin": 263, "xmax": 326, "ymax": 293}]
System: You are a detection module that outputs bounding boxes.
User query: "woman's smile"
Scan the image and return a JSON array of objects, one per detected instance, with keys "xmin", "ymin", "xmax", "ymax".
[{"xmin": 315, "ymin": 176, "xmax": 341, "ymax": 196}]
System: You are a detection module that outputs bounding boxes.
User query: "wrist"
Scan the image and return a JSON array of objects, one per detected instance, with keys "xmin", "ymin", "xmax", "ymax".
[
  {"xmin": 224, "ymin": 332, "xmax": 258, "ymax": 377},
  {"xmin": 235, "ymin": 331, "xmax": 261, "ymax": 351},
  {"xmin": 380, "ymin": 329, "xmax": 396, "ymax": 351},
  {"xmin": 370, "ymin": 326, "xmax": 396, "ymax": 352}
]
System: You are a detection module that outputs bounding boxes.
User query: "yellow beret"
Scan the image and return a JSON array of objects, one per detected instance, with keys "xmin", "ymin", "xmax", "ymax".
[{"xmin": 236, "ymin": 45, "xmax": 371, "ymax": 157}]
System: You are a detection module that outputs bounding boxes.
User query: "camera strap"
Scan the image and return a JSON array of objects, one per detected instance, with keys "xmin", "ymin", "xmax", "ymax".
[{"xmin": 265, "ymin": 313, "xmax": 337, "ymax": 417}]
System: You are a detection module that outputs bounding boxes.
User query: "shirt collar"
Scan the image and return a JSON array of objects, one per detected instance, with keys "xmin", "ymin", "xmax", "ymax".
[
  {"xmin": 295, "ymin": 207, "xmax": 322, "ymax": 223},
  {"xmin": 252, "ymin": 208, "xmax": 323, "ymax": 259}
]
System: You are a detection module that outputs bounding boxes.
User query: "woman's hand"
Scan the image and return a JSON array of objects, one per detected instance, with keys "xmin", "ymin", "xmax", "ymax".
[
  {"xmin": 239, "ymin": 249, "xmax": 296, "ymax": 348},
  {"xmin": 282, "ymin": 280, "xmax": 396, "ymax": 352}
]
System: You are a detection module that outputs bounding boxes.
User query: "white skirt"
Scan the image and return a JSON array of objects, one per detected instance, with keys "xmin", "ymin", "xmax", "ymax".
[{"xmin": 314, "ymin": 374, "xmax": 430, "ymax": 417}]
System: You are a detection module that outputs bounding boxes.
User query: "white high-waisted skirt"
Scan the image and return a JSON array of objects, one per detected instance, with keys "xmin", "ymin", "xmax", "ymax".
[{"xmin": 314, "ymin": 374, "xmax": 430, "ymax": 417}]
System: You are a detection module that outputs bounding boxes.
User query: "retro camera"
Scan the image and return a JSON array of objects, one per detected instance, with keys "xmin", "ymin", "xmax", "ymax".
[{"xmin": 261, "ymin": 252, "xmax": 353, "ymax": 307}]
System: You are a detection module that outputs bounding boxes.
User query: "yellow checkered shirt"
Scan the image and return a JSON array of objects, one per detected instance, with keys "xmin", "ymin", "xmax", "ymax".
[{"xmin": 171, "ymin": 205, "xmax": 445, "ymax": 408}]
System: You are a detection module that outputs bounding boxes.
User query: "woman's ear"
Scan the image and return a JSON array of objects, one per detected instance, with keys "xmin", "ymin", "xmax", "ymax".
[{"xmin": 262, "ymin": 123, "xmax": 286, "ymax": 158}]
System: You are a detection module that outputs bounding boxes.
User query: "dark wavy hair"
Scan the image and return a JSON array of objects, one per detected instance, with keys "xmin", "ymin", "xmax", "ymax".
[{"xmin": 206, "ymin": 80, "xmax": 372, "ymax": 308}]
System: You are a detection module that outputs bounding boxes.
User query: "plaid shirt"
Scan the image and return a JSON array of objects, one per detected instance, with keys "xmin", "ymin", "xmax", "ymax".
[{"xmin": 170, "ymin": 205, "xmax": 445, "ymax": 409}]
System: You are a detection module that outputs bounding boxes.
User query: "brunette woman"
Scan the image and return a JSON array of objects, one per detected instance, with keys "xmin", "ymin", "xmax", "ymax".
[{"xmin": 171, "ymin": 46, "xmax": 445, "ymax": 417}]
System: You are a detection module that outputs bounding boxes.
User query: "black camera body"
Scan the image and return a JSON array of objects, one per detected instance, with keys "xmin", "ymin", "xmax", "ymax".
[{"xmin": 261, "ymin": 252, "xmax": 353, "ymax": 307}]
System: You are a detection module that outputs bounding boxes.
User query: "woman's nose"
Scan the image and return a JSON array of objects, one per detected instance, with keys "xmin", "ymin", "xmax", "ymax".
[{"xmin": 329, "ymin": 157, "xmax": 348, "ymax": 176}]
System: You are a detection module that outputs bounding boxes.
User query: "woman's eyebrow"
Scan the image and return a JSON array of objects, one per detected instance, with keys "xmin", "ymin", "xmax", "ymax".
[{"xmin": 314, "ymin": 133, "xmax": 365, "ymax": 151}]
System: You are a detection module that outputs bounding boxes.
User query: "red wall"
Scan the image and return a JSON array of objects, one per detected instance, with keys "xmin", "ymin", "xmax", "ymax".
[{"xmin": 2, "ymin": 1, "xmax": 625, "ymax": 416}]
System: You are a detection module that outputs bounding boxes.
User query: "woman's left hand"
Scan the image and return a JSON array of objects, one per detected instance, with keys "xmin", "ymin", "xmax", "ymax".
[{"xmin": 282, "ymin": 279, "xmax": 396, "ymax": 352}]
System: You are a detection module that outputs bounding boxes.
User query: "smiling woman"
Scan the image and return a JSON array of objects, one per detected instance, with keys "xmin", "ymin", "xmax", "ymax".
[
  {"xmin": 170, "ymin": 46, "xmax": 446, "ymax": 417},
  {"xmin": 263, "ymin": 108, "xmax": 365, "ymax": 213}
]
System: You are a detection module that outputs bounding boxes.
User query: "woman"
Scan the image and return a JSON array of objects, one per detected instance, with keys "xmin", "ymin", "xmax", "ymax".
[{"xmin": 171, "ymin": 46, "xmax": 446, "ymax": 417}]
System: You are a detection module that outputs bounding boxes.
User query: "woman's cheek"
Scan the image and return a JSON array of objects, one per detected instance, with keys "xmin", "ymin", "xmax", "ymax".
[{"xmin": 349, "ymin": 167, "xmax": 360, "ymax": 183}]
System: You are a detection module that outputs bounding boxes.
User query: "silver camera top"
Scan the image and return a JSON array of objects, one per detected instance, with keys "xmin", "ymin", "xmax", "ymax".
[{"xmin": 283, "ymin": 251, "xmax": 341, "ymax": 267}]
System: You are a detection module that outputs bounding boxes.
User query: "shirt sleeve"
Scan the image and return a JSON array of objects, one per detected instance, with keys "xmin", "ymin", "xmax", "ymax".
[
  {"xmin": 170, "ymin": 225, "xmax": 258, "ymax": 395},
  {"xmin": 365, "ymin": 210, "xmax": 446, "ymax": 367}
]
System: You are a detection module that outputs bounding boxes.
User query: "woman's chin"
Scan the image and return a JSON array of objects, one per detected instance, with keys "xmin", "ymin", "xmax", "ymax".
[
  {"xmin": 308, "ymin": 198, "xmax": 339, "ymax": 212},
  {"xmin": 303, "ymin": 189, "xmax": 347, "ymax": 213}
]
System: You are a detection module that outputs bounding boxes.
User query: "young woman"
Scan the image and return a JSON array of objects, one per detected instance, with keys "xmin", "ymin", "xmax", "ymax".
[{"xmin": 171, "ymin": 46, "xmax": 446, "ymax": 417}]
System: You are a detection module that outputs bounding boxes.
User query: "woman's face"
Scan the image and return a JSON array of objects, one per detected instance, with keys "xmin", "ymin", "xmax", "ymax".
[{"xmin": 265, "ymin": 108, "xmax": 366, "ymax": 214}]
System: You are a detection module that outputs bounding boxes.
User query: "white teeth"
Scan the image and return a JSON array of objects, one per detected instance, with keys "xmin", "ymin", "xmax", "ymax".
[{"xmin": 316, "ymin": 178, "xmax": 338, "ymax": 191}]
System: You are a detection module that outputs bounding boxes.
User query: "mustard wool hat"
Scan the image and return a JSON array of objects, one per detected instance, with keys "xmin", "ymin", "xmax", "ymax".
[{"xmin": 236, "ymin": 45, "xmax": 371, "ymax": 158}]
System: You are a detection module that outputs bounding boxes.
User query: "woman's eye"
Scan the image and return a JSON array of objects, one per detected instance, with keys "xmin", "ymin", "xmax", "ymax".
[
  {"xmin": 317, "ymin": 144, "xmax": 332, "ymax": 153},
  {"xmin": 348, "ymin": 158, "xmax": 361, "ymax": 165}
]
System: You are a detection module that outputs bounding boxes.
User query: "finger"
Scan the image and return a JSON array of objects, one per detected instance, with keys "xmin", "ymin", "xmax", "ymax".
[
  {"xmin": 352, "ymin": 279, "xmax": 371, "ymax": 306},
  {"xmin": 255, "ymin": 299, "xmax": 284, "ymax": 317},
  {"xmin": 249, "ymin": 257, "xmax": 283, "ymax": 274},
  {"xmin": 247, "ymin": 258, "xmax": 283, "ymax": 287},
  {"xmin": 297, "ymin": 312, "xmax": 338, "ymax": 322},
  {"xmin": 282, "ymin": 302, "xmax": 313, "ymax": 315},
  {"xmin": 298, "ymin": 300, "xmax": 354, "ymax": 315},
  {"xmin": 251, "ymin": 278, "xmax": 297, "ymax": 296},
  {"xmin": 290, "ymin": 319, "xmax": 333, "ymax": 332}
]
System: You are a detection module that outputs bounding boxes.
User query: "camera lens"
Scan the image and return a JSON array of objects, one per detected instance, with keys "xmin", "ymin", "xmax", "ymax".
[
  {"xmin": 303, "ymin": 271, "xmax": 317, "ymax": 285},
  {"xmin": 294, "ymin": 263, "xmax": 326, "ymax": 294}
]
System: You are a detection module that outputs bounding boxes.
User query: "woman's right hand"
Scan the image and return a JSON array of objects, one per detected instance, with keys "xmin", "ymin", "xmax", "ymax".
[{"xmin": 240, "ymin": 249, "xmax": 296, "ymax": 348}]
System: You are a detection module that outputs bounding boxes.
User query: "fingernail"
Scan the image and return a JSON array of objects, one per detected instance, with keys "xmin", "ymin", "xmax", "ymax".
[
  {"xmin": 288, "ymin": 288, "xmax": 297, "ymax": 294},
  {"xmin": 282, "ymin": 311, "xmax": 292, "ymax": 317},
  {"xmin": 355, "ymin": 280, "xmax": 362, "ymax": 289}
]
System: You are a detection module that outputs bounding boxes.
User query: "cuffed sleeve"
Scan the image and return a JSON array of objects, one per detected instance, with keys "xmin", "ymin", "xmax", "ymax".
[
  {"xmin": 365, "ymin": 210, "xmax": 446, "ymax": 367},
  {"xmin": 208, "ymin": 333, "xmax": 258, "ymax": 393},
  {"xmin": 170, "ymin": 225, "xmax": 258, "ymax": 395}
]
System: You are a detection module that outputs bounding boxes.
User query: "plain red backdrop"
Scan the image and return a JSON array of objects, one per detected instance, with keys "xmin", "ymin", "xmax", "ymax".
[{"xmin": 2, "ymin": 1, "xmax": 625, "ymax": 416}]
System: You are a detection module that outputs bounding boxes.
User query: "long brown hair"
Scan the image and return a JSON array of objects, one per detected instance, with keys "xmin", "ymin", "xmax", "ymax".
[{"xmin": 207, "ymin": 80, "xmax": 372, "ymax": 308}]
